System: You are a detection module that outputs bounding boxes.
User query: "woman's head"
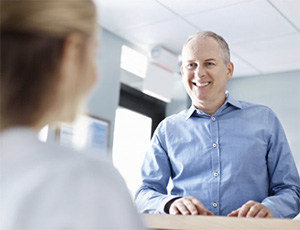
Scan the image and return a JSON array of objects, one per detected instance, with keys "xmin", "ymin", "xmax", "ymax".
[{"xmin": 1, "ymin": 0, "xmax": 98, "ymax": 130}]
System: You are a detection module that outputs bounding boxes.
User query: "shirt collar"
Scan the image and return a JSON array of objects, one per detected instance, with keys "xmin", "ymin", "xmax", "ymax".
[{"xmin": 185, "ymin": 92, "xmax": 242, "ymax": 120}]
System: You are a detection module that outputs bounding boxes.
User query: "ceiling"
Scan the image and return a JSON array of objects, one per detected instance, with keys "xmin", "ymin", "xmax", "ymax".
[{"xmin": 95, "ymin": 0, "xmax": 300, "ymax": 78}]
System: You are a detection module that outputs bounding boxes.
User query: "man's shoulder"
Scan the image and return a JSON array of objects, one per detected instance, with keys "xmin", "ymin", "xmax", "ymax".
[
  {"xmin": 154, "ymin": 109, "xmax": 189, "ymax": 133},
  {"xmin": 238, "ymin": 100, "xmax": 274, "ymax": 114},
  {"xmin": 162, "ymin": 109, "xmax": 189, "ymax": 123}
]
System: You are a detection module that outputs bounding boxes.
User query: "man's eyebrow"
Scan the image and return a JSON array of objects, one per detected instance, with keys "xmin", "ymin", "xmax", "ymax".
[
  {"xmin": 205, "ymin": 58, "xmax": 216, "ymax": 61},
  {"xmin": 184, "ymin": 59, "xmax": 195, "ymax": 63},
  {"xmin": 184, "ymin": 58, "xmax": 217, "ymax": 63}
]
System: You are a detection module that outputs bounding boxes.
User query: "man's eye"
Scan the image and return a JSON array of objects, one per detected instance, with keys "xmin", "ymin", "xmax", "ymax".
[
  {"xmin": 187, "ymin": 63, "xmax": 196, "ymax": 68},
  {"xmin": 206, "ymin": 62, "xmax": 215, "ymax": 66}
]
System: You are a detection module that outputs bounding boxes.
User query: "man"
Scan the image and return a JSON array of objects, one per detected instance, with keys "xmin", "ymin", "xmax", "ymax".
[{"xmin": 135, "ymin": 31, "xmax": 300, "ymax": 218}]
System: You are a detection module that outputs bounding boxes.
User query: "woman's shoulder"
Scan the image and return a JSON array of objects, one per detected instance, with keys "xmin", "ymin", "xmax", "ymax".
[{"xmin": 0, "ymin": 128, "xmax": 144, "ymax": 229}]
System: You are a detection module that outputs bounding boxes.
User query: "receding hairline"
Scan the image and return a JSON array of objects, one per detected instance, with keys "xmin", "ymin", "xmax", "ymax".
[{"xmin": 182, "ymin": 31, "xmax": 231, "ymax": 64}]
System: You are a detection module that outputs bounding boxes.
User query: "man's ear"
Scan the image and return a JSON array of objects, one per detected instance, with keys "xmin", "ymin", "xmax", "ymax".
[
  {"xmin": 181, "ymin": 65, "xmax": 184, "ymax": 76},
  {"xmin": 226, "ymin": 62, "xmax": 234, "ymax": 80}
]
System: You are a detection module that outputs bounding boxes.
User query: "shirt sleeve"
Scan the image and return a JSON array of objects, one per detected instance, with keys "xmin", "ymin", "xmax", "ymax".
[
  {"xmin": 135, "ymin": 122, "xmax": 180, "ymax": 214},
  {"xmin": 261, "ymin": 110, "xmax": 300, "ymax": 218}
]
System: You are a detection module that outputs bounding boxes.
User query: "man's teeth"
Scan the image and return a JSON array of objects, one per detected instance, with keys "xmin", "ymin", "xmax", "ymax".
[{"xmin": 194, "ymin": 82, "xmax": 209, "ymax": 87}]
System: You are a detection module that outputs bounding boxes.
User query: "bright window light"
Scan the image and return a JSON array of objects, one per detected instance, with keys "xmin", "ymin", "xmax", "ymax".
[
  {"xmin": 142, "ymin": 89, "xmax": 171, "ymax": 103},
  {"xmin": 38, "ymin": 125, "xmax": 49, "ymax": 142},
  {"xmin": 112, "ymin": 107, "xmax": 152, "ymax": 198},
  {"xmin": 120, "ymin": 45, "xmax": 148, "ymax": 78}
]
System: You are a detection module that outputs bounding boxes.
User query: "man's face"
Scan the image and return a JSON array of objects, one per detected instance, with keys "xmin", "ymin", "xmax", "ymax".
[{"xmin": 181, "ymin": 37, "xmax": 233, "ymax": 110}]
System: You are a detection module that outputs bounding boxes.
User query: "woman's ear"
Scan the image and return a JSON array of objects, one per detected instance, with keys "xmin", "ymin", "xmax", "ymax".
[
  {"xmin": 59, "ymin": 33, "xmax": 84, "ymax": 85},
  {"xmin": 61, "ymin": 33, "xmax": 84, "ymax": 70},
  {"xmin": 55, "ymin": 33, "xmax": 85, "ymax": 122}
]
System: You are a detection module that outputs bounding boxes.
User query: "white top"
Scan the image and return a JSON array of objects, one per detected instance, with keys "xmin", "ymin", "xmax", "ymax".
[{"xmin": 0, "ymin": 127, "xmax": 144, "ymax": 229}]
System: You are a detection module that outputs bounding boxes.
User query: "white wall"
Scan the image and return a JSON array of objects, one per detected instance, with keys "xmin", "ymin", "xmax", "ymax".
[{"xmin": 227, "ymin": 70, "xmax": 300, "ymax": 172}]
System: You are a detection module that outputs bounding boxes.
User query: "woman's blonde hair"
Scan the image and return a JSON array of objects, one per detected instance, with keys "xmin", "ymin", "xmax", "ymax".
[
  {"xmin": 0, "ymin": 0, "xmax": 97, "ymax": 130},
  {"xmin": 1, "ymin": 0, "xmax": 96, "ymax": 38}
]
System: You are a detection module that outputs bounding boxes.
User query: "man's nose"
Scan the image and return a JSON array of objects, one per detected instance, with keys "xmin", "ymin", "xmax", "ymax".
[{"xmin": 194, "ymin": 66, "xmax": 205, "ymax": 78}]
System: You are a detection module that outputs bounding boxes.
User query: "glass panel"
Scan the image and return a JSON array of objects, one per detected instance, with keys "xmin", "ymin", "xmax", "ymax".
[{"xmin": 112, "ymin": 107, "xmax": 152, "ymax": 198}]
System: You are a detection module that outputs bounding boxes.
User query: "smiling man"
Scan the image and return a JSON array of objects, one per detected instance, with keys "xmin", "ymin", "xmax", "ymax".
[{"xmin": 135, "ymin": 31, "xmax": 300, "ymax": 218}]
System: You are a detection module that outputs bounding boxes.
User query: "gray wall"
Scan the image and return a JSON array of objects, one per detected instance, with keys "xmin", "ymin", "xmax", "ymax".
[
  {"xmin": 86, "ymin": 29, "xmax": 123, "ymax": 154},
  {"xmin": 166, "ymin": 73, "xmax": 189, "ymax": 117},
  {"xmin": 227, "ymin": 70, "xmax": 300, "ymax": 172},
  {"xmin": 86, "ymin": 28, "xmax": 147, "ymax": 154}
]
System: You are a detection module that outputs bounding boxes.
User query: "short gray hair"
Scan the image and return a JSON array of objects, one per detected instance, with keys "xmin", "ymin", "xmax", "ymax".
[{"xmin": 182, "ymin": 31, "xmax": 230, "ymax": 64}]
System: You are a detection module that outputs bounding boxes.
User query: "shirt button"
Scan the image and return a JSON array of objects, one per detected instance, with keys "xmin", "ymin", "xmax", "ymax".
[
  {"xmin": 214, "ymin": 172, "xmax": 219, "ymax": 177},
  {"xmin": 213, "ymin": 202, "xmax": 218, "ymax": 208},
  {"xmin": 212, "ymin": 143, "xmax": 217, "ymax": 148},
  {"xmin": 211, "ymin": 117, "xmax": 216, "ymax": 121}
]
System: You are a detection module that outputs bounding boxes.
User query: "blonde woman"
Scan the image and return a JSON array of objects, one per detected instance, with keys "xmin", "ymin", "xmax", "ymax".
[{"xmin": 0, "ymin": 0, "xmax": 144, "ymax": 229}]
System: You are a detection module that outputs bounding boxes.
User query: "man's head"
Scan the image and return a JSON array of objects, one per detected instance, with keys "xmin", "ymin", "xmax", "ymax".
[
  {"xmin": 181, "ymin": 31, "xmax": 234, "ymax": 115},
  {"xmin": 182, "ymin": 31, "xmax": 231, "ymax": 65}
]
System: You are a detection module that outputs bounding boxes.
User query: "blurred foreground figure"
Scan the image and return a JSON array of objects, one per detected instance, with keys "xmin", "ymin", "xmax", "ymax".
[{"xmin": 0, "ymin": 0, "xmax": 144, "ymax": 229}]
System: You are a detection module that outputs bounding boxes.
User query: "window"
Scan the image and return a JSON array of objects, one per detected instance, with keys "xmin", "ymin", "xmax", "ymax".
[
  {"xmin": 120, "ymin": 45, "xmax": 148, "ymax": 78},
  {"xmin": 38, "ymin": 125, "xmax": 49, "ymax": 142},
  {"xmin": 112, "ymin": 83, "xmax": 167, "ymax": 198},
  {"xmin": 112, "ymin": 107, "xmax": 152, "ymax": 198}
]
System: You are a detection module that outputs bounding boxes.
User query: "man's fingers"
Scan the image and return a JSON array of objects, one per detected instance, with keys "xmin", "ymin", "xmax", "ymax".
[
  {"xmin": 255, "ymin": 208, "xmax": 273, "ymax": 218},
  {"xmin": 176, "ymin": 202, "xmax": 191, "ymax": 215},
  {"xmin": 182, "ymin": 199, "xmax": 199, "ymax": 215},
  {"xmin": 246, "ymin": 204, "xmax": 260, "ymax": 217},
  {"xmin": 205, "ymin": 210, "xmax": 215, "ymax": 216},
  {"xmin": 190, "ymin": 197, "xmax": 213, "ymax": 216},
  {"xmin": 228, "ymin": 209, "xmax": 240, "ymax": 217},
  {"xmin": 238, "ymin": 205, "xmax": 251, "ymax": 217},
  {"xmin": 238, "ymin": 201, "xmax": 254, "ymax": 217},
  {"xmin": 255, "ymin": 209, "xmax": 268, "ymax": 218},
  {"xmin": 169, "ymin": 196, "xmax": 213, "ymax": 216},
  {"xmin": 266, "ymin": 212, "xmax": 273, "ymax": 218},
  {"xmin": 169, "ymin": 205, "xmax": 180, "ymax": 215}
]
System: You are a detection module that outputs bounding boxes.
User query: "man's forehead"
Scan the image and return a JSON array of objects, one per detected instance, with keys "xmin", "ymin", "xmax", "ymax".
[{"xmin": 182, "ymin": 37, "xmax": 220, "ymax": 60}]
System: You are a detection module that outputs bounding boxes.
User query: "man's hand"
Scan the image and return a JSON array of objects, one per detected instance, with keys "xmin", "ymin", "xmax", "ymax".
[
  {"xmin": 168, "ymin": 196, "xmax": 214, "ymax": 216},
  {"xmin": 227, "ymin": 200, "xmax": 273, "ymax": 218}
]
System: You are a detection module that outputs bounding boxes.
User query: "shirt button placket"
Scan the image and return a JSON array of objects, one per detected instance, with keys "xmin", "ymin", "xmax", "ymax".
[{"xmin": 211, "ymin": 115, "xmax": 220, "ymax": 215}]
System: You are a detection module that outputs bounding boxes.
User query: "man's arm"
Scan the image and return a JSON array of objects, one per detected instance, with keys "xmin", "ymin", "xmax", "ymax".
[
  {"xmin": 135, "ymin": 122, "xmax": 214, "ymax": 215},
  {"xmin": 261, "ymin": 112, "xmax": 300, "ymax": 218},
  {"xmin": 135, "ymin": 123, "xmax": 179, "ymax": 214},
  {"xmin": 229, "ymin": 110, "xmax": 300, "ymax": 218}
]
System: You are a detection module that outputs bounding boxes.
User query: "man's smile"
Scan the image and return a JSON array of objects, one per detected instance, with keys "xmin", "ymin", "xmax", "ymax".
[{"xmin": 192, "ymin": 81, "xmax": 211, "ymax": 88}]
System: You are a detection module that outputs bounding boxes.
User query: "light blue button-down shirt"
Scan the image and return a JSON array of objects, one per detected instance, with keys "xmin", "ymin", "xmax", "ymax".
[{"xmin": 135, "ymin": 93, "xmax": 300, "ymax": 218}]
